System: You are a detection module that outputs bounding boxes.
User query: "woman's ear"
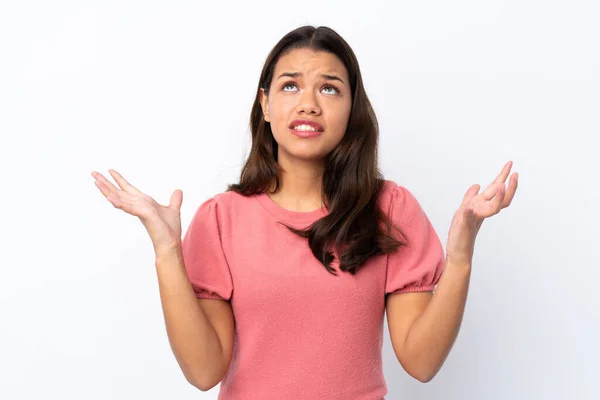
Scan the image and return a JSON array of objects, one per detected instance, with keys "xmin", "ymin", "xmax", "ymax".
[{"xmin": 259, "ymin": 88, "xmax": 270, "ymax": 122}]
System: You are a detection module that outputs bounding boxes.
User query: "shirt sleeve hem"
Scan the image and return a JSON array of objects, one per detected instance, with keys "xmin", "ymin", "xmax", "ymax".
[
  {"xmin": 388, "ymin": 284, "xmax": 436, "ymax": 294},
  {"xmin": 193, "ymin": 289, "xmax": 228, "ymax": 301}
]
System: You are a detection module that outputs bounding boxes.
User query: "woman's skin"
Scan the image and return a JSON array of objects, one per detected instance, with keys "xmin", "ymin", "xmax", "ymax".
[{"xmin": 91, "ymin": 46, "xmax": 519, "ymax": 384}]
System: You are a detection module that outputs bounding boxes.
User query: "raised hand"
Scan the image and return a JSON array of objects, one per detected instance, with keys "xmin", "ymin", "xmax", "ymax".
[
  {"xmin": 91, "ymin": 169, "xmax": 184, "ymax": 255},
  {"xmin": 445, "ymin": 160, "xmax": 519, "ymax": 265}
]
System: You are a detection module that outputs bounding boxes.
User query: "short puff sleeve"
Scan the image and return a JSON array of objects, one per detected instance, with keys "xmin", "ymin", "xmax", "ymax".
[
  {"xmin": 385, "ymin": 185, "xmax": 446, "ymax": 294},
  {"xmin": 181, "ymin": 197, "xmax": 233, "ymax": 301}
]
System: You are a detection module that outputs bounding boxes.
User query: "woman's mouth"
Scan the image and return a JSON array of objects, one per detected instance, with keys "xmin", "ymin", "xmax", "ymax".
[
  {"xmin": 289, "ymin": 120, "xmax": 324, "ymax": 138},
  {"xmin": 290, "ymin": 125, "xmax": 323, "ymax": 138}
]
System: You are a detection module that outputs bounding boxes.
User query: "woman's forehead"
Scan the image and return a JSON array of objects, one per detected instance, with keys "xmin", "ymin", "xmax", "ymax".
[{"xmin": 274, "ymin": 48, "xmax": 348, "ymax": 80}]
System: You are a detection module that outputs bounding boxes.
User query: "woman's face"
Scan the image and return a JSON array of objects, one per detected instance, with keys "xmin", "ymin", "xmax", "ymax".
[{"xmin": 260, "ymin": 48, "xmax": 352, "ymax": 163}]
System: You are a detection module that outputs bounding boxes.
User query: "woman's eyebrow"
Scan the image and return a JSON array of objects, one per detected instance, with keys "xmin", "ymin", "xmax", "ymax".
[{"xmin": 276, "ymin": 72, "xmax": 345, "ymax": 84}]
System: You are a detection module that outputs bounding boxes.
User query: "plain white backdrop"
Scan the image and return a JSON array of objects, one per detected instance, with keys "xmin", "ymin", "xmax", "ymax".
[{"xmin": 1, "ymin": 0, "xmax": 598, "ymax": 399}]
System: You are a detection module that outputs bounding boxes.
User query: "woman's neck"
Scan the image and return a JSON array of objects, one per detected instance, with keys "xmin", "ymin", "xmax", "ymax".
[{"xmin": 267, "ymin": 160, "xmax": 324, "ymax": 212}]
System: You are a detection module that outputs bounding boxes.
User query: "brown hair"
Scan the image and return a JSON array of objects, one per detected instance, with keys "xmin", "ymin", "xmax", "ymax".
[{"xmin": 227, "ymin": 25, "xmax": 407, "ymax": 275}]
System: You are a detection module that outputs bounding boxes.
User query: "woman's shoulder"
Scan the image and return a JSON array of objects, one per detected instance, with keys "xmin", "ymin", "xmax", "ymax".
[
  {"xmin": 196, "ymin": 188, "xmax": 254, "ymax": 211},
  {"xmin": 378, "ymin": 179, "xmax": 422, "ymax": 215},
  {"xmin": 187, "ymin": 189, "xmax": 257, "ymax": 232},
  {"xmin": 378, "ymin": 179, "xmax": 402, "ymax": 205},
  {"xmin": 380, "ymin": 179, "xmax": 399, "ymax": 194}
]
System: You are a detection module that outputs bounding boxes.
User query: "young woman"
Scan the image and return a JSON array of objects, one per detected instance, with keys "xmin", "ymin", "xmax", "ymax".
[{"xmin": 91, "ymin": 25, "xmax": 518, "ymax": 399}]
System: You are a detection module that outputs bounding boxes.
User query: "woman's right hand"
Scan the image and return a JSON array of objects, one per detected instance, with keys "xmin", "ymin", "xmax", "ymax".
[{"xmin": 91, "ymin": 169, "xmax": 184, "ymax": 255}]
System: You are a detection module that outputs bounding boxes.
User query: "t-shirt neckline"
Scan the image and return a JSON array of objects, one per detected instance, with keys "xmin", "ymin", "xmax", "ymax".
[{"xmin": 255, "ymin": 192, "xmax": 328, "ymax": 225}]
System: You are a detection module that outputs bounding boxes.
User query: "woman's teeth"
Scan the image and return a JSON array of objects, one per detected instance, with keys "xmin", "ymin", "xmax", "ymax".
[{"xmin": 293, "ymin": 125, "xmax": 319, "ymax": 132}]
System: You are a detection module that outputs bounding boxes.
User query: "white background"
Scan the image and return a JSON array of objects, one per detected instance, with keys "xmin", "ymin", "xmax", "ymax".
[{"xmin": 1, "ymin": 0, "xmax": 598, "ymax": 399}]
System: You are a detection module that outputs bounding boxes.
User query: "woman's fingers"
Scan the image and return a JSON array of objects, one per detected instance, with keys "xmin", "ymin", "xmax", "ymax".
[
  {"xmin": 109, "ymin": 169, "xmax": 141, "ymax": 194},
  {"xmin": 92, "ymin": 171, "xmax": 122, "ymax": 196},
  {"xmin": 460, "ymin": 184, "xmax": 480, "ymax": 207},
  {"xmin": 493, "ymin": 185, "xmax": 505, "ymax": 212},
  {"xmin": 94, "ymin": 178, "xmax": 127, "ymax": 208},
  {"xmin": 495, "ymin": 161, "xmax": 512, "ymax": 183},
  {"xmin": 93, "ymin": 177, "xmax": 110, "ymax": 198},
  {"xmin": 481, "ymin": 161, "xmax": 512, "ymax": 201},
  {"xmin": 92, "ymin": 170, "xmax": 139, "ymax": 208},
  {"xmin": 502, "ymin": 173, "xmax": 519, "ymax": 208}
]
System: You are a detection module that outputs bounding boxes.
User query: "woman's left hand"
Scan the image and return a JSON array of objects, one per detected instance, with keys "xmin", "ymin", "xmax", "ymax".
[{"xmin": 445, "ymin": 161, "xmax": 519, "ymax": 265}]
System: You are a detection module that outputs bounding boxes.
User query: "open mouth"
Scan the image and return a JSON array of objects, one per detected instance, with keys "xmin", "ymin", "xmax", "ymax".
[
  {"xmin": 289, "ymin": 120, "xmax": 324, "ymax": 137},
  {"xmin": 290, "ymin": 126, "xmax": 323, "ymax": 137}
]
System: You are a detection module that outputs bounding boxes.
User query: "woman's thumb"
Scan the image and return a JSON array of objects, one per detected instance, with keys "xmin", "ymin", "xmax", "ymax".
[{"xmin": 169, "ymin": 189, "xmax": 183, "ymax": 210}]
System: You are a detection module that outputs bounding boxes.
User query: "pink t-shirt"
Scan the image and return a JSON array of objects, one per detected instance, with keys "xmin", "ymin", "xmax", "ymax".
[{"xmin": 181, "ymin": 179, "xmax": 445, "ymax": 399}]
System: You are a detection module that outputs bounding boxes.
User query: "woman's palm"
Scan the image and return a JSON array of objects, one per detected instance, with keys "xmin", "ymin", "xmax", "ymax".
[{"xmin": 92, "ymin": 169, "xmax": 183, "ymax": 253}]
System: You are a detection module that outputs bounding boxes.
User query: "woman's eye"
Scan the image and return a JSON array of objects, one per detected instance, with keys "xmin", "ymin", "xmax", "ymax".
[
  {"xmin": 283, "ymin": 83, "xmax": 297, "ymax": 91},
  {"xmin": 282, "ymin": 82, "xmax": 339, "ymax": 95},
  {"xmin": 322, "ymin": 85, "xmax": 338, "ymax": 95}
]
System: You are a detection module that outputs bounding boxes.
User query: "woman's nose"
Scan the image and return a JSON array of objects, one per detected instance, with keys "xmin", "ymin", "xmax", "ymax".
[{"xmin": 296, "ymin": 90, "xmax": 321, "ymax": 115}]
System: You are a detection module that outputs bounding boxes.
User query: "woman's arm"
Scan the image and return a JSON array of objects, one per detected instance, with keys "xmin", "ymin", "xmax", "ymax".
[
  {"xmin": 385, "ymin": 258, "xmax": 471, "ymax": 382},
  {"xmin": 387, "ymin": 161, "xmax": 517, "ymax": 382},
  {"xmin": 155, "ymin": 246, "xmax": 233, "ymax": 391}
]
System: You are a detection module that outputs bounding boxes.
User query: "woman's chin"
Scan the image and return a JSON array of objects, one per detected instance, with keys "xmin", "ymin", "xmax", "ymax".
[{"xmin": 278, "ymin": 147, "xmax": 330, "ymax": 163}]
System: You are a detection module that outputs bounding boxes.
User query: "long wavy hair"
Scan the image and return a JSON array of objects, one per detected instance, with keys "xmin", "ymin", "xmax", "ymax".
[{"xmin": 227, "ymin": 25, "xmax": 407, "ymax": 276}]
